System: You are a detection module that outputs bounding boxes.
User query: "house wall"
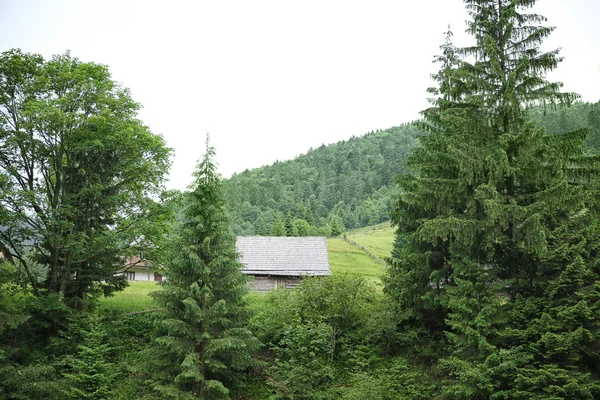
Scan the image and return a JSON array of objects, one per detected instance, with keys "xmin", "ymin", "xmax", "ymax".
[{"xmin": 117, "ymin": 266, "xmax": 161, "ymax": 282}]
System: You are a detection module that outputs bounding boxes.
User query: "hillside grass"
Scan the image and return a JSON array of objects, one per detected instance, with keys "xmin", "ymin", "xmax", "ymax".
[
  {"xmin": 101, "ymin": 230, "xmax": 391, "ymax": 311},
  {"xmin": 346, "ymin": 221, "xmax": 395, "ymax": 260},
  {"xmin": 327, "ymin": 238, "xmax": 386, "ymax": 286},
  {"xmin": 99, "ymin": 281, "xmax": 161, "ymax": 312}
]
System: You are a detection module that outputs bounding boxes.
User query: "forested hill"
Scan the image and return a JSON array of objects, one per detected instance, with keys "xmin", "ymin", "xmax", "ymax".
[
  {"xmin": 532, "ymin": 101, "xmax": 600, "ymax": 150},
  {"xmin": 223, "ymin": 124, "xmax": 421, "ymax": 235},
  {"xmin": 223, "ymin": 101, "xmax": 600, "ymax": 236}
]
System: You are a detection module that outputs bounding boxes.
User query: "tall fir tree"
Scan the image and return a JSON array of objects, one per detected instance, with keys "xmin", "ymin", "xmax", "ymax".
[
  {"xmin": 387, "ymin": 1, "xmax": 600, "ymax": 398},
  {"xmin": 270, "ymin": 214, "xmax": 287, "ymax": 236},
  {"xmin": 284, "ymin": 211, "xmax": 298, "ymax": 236},
  {"xmin": 329, "ymin": 215, "xmax": 345, "ymax": 237},
  {"xmin": 64, "ymin": 316, "xmax": 114, "ymax": 400},
  {"xmin": 149, "ymin": 137, "xmax": 260, "ymax": 400}
]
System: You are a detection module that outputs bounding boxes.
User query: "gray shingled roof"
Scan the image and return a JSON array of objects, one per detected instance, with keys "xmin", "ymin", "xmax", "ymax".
[{"xmin": 236, "ymin": 236, "xmax": 331, "ymax": 277}]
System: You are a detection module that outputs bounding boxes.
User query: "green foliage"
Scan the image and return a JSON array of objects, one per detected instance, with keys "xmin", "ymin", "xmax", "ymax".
[
  {"xmin": 270, "ymin": 214, "xmax": 287, "ymax": 236},
  {"xmin": 329, "ymin": 215, "xmax": 344, "ymax": 236},
  {"xmin": 283, "ymin": 211, "xmax": 297, "ymax": 237},
  {"xmin": 387, "ymin": 0, "xmax": 600, "ymax": 397},
  {"xmin": 292, "ymin": 218, "xmax": 313, "ymax": 236},
  {"xmin": 251, "ymin": 276, "xmax": 376, "ymax": 354},
  {"xmin": 270, "ymin": 322, "xmax": 335, "ymax": 399},
  {"xmin": 63, "ymin": 316, "xmax": 115, "ymax": 399},
  {"xmin": 149, "ymin": 138, "xmax": 260, "ymax": 399},
  {"xmin": 530, "ymin": 101, "xmax": 600, "ymax": 153},
  {"xmin": 248, "ymin": 276, "xmax": 437, "ymax": 399},
  {"xmin": 94, "ymin": 309, "xmax": 159, "ymax": 399},
  {"xmin": 224, "ymin": 125, "xmax": 419, "ymax": 235},
  {"xmin": 341, "ymin": 357, "xmax": 440, "ymax": 400},
  {"xmin": 0, "ymin": 261, "xmax": 32, "ymax": 398},
  {"xmin": 0, "ymin": 262, "xmax": 29, "ymax": 337},
  {"xmin": 0, "ymin": 362, "xmax": 66, "ymax": 400},
  {"xmin": 293, "ymin": 276, "xmax": 377, "ymax": 344},
  {"xmin": 0, "ymin": 49, "xmax": 172, "ymax": 309}
]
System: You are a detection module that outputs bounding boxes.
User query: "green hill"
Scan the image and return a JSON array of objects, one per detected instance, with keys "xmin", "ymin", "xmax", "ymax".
[
  {"xmin": 345, "ymin": 221, "xmax": 395, "ymax": 260},
  {"xmin": 223, "ymin": 124, "xmax": 421, "ymax": 235},
  {"xmin": 327, "ymin": 238, "xmax": 386, "ymax": 285},
  {"xmin": 222, "ymin": 101, "xmax": 600, "ymax": 239}
]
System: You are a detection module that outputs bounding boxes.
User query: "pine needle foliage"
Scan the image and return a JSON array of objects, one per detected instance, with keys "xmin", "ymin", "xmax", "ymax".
[
  {"xmin": 269, "ymin": 214, "xmax": 287, "ymax": 236},
  {"xmin": 149, "ymin": 137, "xmax": 260, "ymax": 399},
  {"xmin": 64, "ymin": 316, "xmax": 114, "ymax": 400},
  {"xmin": 387, "ymin": 0, "xmax": 600, "ymax": 397}
]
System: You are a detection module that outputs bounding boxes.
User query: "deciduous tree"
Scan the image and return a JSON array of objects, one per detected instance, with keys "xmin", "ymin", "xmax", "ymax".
[{"xmin": 0, "ymin": 50, "xmax": 171, "ymax": 308}]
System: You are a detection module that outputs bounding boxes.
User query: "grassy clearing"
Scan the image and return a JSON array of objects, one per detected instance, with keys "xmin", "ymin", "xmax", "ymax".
[
  {"xmin": 103, "ymin": 233, "xmax": 391, "ymax": 309},
  {"xmin": 327, "ymin": 238, "xmax": 386, "ymax": 286},
  {"xmin": 99, "ymin": 281, "xmax": 161, "ymax": 312},
  {"xmin": 346, "ymin": 221, "xmax": 395, "ymax": 260}
]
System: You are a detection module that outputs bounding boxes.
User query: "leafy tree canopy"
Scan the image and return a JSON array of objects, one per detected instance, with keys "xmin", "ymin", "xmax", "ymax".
[{"xmin": 0, "ymin": 49, "xmax": 172, "ymax": 308}]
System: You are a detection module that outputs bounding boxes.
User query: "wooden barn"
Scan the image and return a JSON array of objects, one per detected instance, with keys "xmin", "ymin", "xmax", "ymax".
[{"xmin": 236, "ymin": 236, "xmax": 332, "ymax": 292}]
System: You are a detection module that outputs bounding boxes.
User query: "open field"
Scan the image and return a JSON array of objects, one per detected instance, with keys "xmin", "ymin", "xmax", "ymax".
[
  {"xmin": 345, "ymin": 221, "xmax": 395, "ymax": 260},
  {"xmin": 101, "ymin": 230, "xmax": 390, "ymax": 311},
  {"xmin": 327, "ymin": 237, "xmax": 386, "ymax": 286},
  {"xmin": 99, "ymin": 281, "xmax": 160, "ymax": 312}
]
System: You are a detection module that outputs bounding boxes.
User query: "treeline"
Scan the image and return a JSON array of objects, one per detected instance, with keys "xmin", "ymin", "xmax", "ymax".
[
  {"xmin": 385, "ymin": 0, "xmax": 600, "ymax": 397},
  {"xmin": 223, "ymin": 125, "xmax": 420, "ymax": 236},
  {"xmin": 222, "ymin": 101, "xmax": 600, "ymax": 237},
  {"xmin": 3, "ymin": 0, "xmax": 600, "ymax": 397},
  {"xmin": 533, "ymin": 101, "xmax": 600, "ymax": 150}
]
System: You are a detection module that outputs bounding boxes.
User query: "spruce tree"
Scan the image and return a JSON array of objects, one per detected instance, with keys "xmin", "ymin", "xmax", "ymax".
[
  {"xmin": 387, "ymin": 1, "xmax": 600, "ymax": 397},
  {"xmin": 284, "ymin": 211, "xmax": 298, "ymax": 236},
  {"xmin": 64, "ymin": 316, "xmax": 114, "ymax": 400},
  {"xmin": 329, "ymin": 215, "xmax": 344, "ymax": 237},
  {"xmin": 149, "ymin": 137, "xmax": 260, "ymax": 399},
  {"xmin": 270, "ymin": 214, "xmax": 287, "ymax": 236}
]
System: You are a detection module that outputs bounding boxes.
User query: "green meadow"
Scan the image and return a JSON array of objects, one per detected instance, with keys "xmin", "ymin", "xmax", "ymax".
[
  {"xmin": 345, "ymin": 221, "xmax": 395, "ymax": 260},
  {"xmin": 99, "ymin": 281, "xmax": 160, "ymax": 312},
  {"xmin": 101, "ymin": 225, "xmax": 395, "ymax": 311},
  {"xmin": 327, "ymin": 237, "xmax": 386, "ymax": 286}
]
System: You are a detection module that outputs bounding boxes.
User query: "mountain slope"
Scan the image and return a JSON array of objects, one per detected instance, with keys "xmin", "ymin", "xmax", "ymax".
[
  {"xmin": 223, "ymin": 100, "xmax": 600, "ymax": 237},
  {"xmin": 223, "ymin": 124, "xmax": 421, "ymax": 235}
]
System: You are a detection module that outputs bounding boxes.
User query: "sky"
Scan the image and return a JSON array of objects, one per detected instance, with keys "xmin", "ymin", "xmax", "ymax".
[{"xmin": 1, "ymin": 0, "xmax": 599, "ymax": 190}]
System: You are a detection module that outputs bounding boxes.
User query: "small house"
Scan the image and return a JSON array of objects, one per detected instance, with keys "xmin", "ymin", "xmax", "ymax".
[
  {"xmin": 236, "ymin": 236, "xmax": 331, "ymax": 292},
  {"xmin": 121, "ymin": 254, "xmax": 164, "ymax": 282}
]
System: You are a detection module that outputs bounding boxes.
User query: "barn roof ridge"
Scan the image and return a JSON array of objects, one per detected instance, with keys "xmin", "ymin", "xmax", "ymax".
[{"xmin": 235, "ymin": 236, "xmax": 331, "ymax": 277}]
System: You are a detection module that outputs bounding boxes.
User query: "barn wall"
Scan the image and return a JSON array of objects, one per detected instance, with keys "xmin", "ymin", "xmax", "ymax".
[
  {"xmin": 277, "ymin": 277, "xmax": 301, "ymax": 289},
  {"xmin": 247, "ymin": 276, "xmax": 278, "ymax": 292},
  {"xmin": 246, "ymin": 275, "xmax": 302, "ymax": 292}
]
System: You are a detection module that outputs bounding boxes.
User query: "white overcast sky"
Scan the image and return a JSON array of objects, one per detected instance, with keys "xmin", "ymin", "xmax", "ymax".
[{"xmin": 1, "ymin": 0, "xmax": 599, "ymax": 190}]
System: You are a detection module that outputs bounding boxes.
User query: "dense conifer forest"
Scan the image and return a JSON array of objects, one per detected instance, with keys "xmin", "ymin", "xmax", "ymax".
[
  {"xmin": 1, "ymin": 0, "xmax": 600, "ymax": 399},
  {"xmin": 223, "ymin": 124, "xmax": 420, "ymax": 235},
  {"xmin": 224, "ymin": 101, "xmax": 600, "ymax": 236}
]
